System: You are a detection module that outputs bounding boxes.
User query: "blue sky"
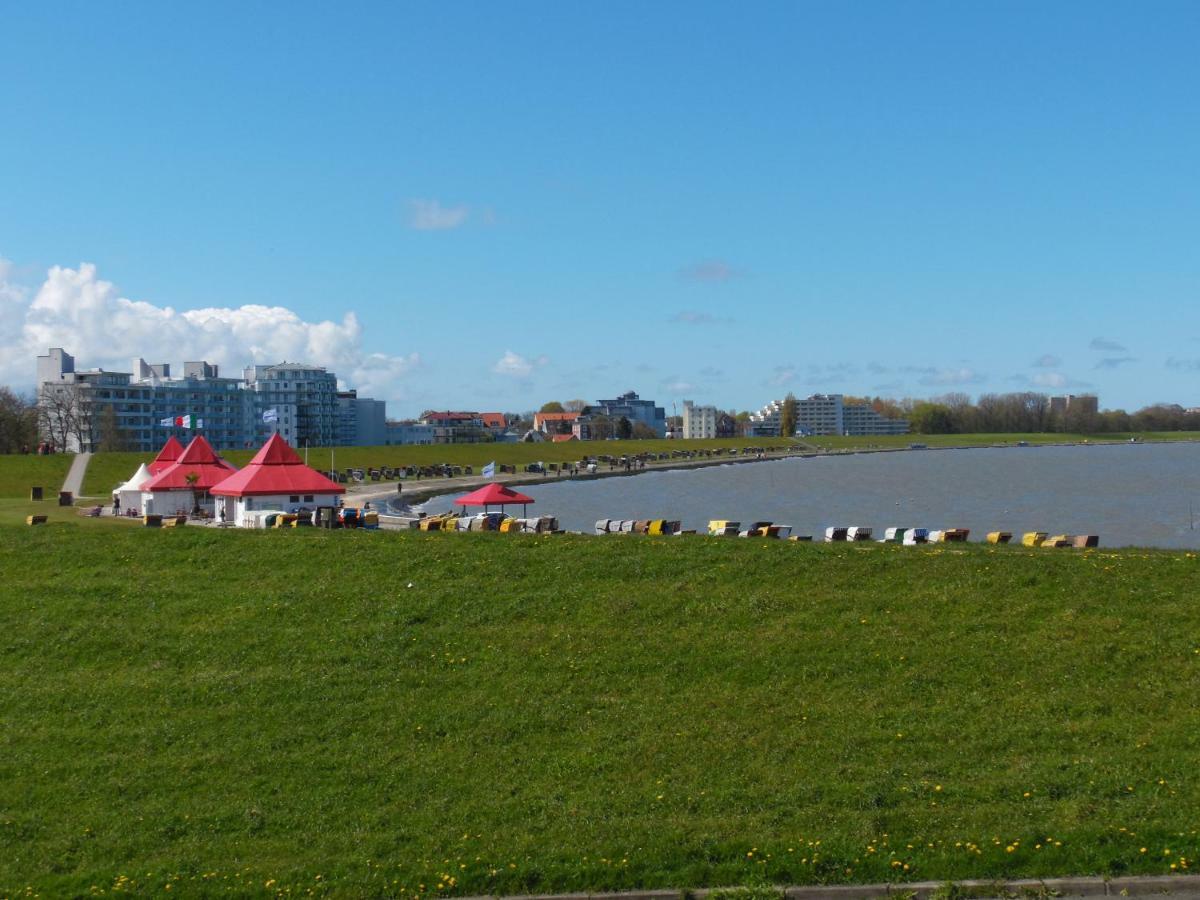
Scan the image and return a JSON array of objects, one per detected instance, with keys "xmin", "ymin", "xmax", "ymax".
[{"xmin": 1, "ymin": 1, "xmax": 1198, "ymax": 415}]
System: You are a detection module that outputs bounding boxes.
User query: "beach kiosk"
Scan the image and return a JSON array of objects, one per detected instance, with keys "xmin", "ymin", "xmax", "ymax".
[
  {"xmin": 209, "ymin": 433, "xmax": 344, "ymax": 528},
  {"xmin": 147, "ymin": 435, "xmax": 186, "ymax": 475},
  {"xmin": 113, "ymin": 463, "xmax": 153, "ymax": 515},
  {"xmin": 140, "ymin": 435, "xmax": 238, "ymax": 518}
]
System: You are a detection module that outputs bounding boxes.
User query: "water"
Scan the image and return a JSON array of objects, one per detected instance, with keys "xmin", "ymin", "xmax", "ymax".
[{"xmin": 420, "ymin": 442, "xmax": 1200, "ymax": 548}]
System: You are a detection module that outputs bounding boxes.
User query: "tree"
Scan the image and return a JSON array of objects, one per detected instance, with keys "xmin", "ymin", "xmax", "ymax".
[
  {"xmin": 0, "ymin": 387, "xmax": 37, "ymax": 453},
  {"xmin": 908, "ymin": 401, "xmax": 955, "ymax": 434},
  {"xmin": 631, "ymin": 421, "xmax": 658, "ymax": 439},
  {"xmin": 184, "ymin": 471, "xmax": 201, "ymax": 516},
  {"xmin": 97, "ymin": 404, "xmax": 134, "ymax": 452},
  {"xmin": 588, "ymin": 415, "xmax": 614, "ymax": 440},
  {"xmin": 563, "ymin": 399, "xmax": 587, "ymax": 413},
  {"xmin": 37, "ymin": 383, "xmax": 83, "ymax": 452},
  {"xmin": 616, "ymin": 416, "xmax": 633, "ymax": 440},
  {"xmin": 779, "ymin": 393, "xmax": 798, "ymax": 438},
  {"xmin": 538, "ymin": 401, "xmax": 565, "ymax": 414}
]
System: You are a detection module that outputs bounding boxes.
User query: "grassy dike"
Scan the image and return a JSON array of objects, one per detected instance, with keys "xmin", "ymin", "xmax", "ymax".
[{"xmin": 2, "ymin": 526, "xmax": 1199, "ymax": 896}]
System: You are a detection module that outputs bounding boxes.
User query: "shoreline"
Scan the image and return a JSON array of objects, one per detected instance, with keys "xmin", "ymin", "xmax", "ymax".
[{"xmin": 352, "ymin": 435, "xmax": 1193, "ymax": 515}]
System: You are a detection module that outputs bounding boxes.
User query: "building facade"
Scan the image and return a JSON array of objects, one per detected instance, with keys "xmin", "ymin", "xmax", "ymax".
[
  {"xmin": 36, "ymin": 348, "xmax": 384, "ymax": 452},
  {"xmin": 573, "ymin": 391, "xmax": 667, "ymax": 439},
  {"xmin": 749, "ymin": 394, "xmax": 909, "ymax": 437},
  {"xmin": 337, "ymin": 390, "xmax": 388, "ymax": 446},
  {"xmin": 681, "ymin": 400, "xmax": 717, "ymax": 439}
]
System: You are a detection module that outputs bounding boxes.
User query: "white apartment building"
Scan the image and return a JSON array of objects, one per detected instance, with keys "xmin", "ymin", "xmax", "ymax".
[
  {"xmin": 749, "ymin": 393, "xmax": 908, "ymax": 437},
  {"xmin": 36, "ymin": 348, "xmax": 384, "ymax": 452},
  {"xmin": 681, "ymin": 400, "xmax": 718, "ymax": 439}
]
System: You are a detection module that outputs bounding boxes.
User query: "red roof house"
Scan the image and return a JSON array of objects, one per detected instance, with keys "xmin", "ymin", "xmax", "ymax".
[
  {"xmin": 211, "ymin": 433, "xmax": 345, "ymax": 497},
  {"xmin": 147, "ymin": 435, "xmax": 186, "ymax": 475}
]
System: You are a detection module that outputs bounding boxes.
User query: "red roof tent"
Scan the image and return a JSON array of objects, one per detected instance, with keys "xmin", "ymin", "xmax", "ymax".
[
  {"xmin": 142, "ymin": 436, "xmax": 238, "ymax": 492},
  {"xmin": 211, "ymin": 433, "xmax": 345, "ymax": 497},
  {"xmin": 454, "ymin": 482, "xmax": 534, "ymax": 513},
  {"xmin": 147, "ymin": 435, "xmax": 186, "ymax": 475}
]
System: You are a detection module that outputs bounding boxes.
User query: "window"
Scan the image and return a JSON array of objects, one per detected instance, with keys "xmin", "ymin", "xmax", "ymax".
[
  {"xmin": 304, "ymin": 495, "xmax": 313, "ymax": 502},
  {"xmin": 289, "ymin": 495, "xmax": 299, "ymax": 503}
]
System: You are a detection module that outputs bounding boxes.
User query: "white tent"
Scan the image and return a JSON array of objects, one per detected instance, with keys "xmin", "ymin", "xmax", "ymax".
[{"xmin": 114, "ymin": 463, "xmax": 152, "ymax": 513}]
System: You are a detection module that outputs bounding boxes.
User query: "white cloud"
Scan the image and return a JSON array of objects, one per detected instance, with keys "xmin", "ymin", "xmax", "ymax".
[
  {"xmin": 917, "ymin": 367, "xmax": 985, "ymax": 386},
  {"xmin": 492, "ymin": 350, "xmax": 548, "ymax": 378},
  {"xmin": 1094, "ymin": 356, "xmax": 1137, "ymax": 370},
  {"xmin": 678, "ymin": 260, "xmax": 743, "ymax": 283},
  {"xmin": 1031, "ymin": 371, "xmax": 1069, "ymax": 388},
  {"xmin": 768, "ymin": 365, "xmax": 797, "ymax": 387},
  {"xmin": 407, "ymin": 199, "xmax": 470, "ymax": 231},
  {"xmin": 661, "ymin": 377, "xmax": 695, "ymax": 394},
  {"xmin": 0, "ymin": 260, "xmax": 421, "ymax": 405}
]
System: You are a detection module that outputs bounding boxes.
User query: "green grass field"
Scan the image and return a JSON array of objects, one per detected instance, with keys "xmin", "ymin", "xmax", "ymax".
[
  {"xmin": 71, "ymin": 431, "xmax": 1200, "ymax": 499},
  {"xmin": 0, "ymin": 453, "xmax": 72, "ymax": 500},
  {"xmin": 2, "ymin": 527, "xmax": 1199, "ymax": 897}
]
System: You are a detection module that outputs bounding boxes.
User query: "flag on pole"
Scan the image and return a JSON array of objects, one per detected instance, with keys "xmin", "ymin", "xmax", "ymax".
[
  {"xmin": 263, "ymin": 408, "xmax": 279, "ymax": 423},
  {"xmin": 482, "ymin": 461, "xmax": 495, "ymax": 479},
  {"xmin": 173, "ymin": 414, "xmax": 202, "ymax": 429},
  {"xmin": 159, "ymin": 417, "xmax": 174, "ymax": 426}
]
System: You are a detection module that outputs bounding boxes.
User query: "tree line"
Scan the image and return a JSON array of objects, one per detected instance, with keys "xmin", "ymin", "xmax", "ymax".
[{"xmin": 852, "ymin": 392, "xmax": 1200, "ymax": 435}]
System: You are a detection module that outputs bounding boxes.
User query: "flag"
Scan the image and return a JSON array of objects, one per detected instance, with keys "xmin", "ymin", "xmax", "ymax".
[
  {"xmin": 159, "ymin": 417, "xmax": 174, "ymax": 427},
  {"xmin": 482, "ymin": 461, "xmax": 495, "ymax": 479},
  {"xmin": 174, "ymin": 414, "xmax": 202, "ymax": 429},
  {"xmin": 262, "ymin": 408, "xmax": 279, "ymax": 423}
]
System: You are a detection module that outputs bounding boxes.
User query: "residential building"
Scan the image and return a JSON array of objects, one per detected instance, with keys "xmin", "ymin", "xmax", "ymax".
[
  {"xmin": 573, "ymin": 391, "xmax": 667, "ymax": 439},
  {"xmin": 533, "ymin": 411, "xmax": 580, "ymax": 435},
  {"xmin": 36, "ymin": 348, "xmax": 384, "ymax": 452},
  {"xmin": 243, "ymin": 363, "xmax": 339, "ymax": 448},
  {"xmin": 681, "ymin": 400, "xmax": 717, "ymax": 439},
  {"xmin": 384, "ymin": 421, "xmax": 437, "ymax": 445},
  {"xmin": 1050, "ymin": 394, "xmax": 1099, "ymax": 417},
  {"xmin": 749, "ymin": 394, "xmax": 908, "ymax": 437},
  {"xmin": 336, "ymin": 390, "xmax": 388, "ymax": 446},
  {"xmin": 418, "ymin": 411, "xmax": 490, "ymax": 443}
]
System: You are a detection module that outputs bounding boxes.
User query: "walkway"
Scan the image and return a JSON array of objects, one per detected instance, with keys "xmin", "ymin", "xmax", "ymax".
[{"xmin": 62, "ymin": 452, "xmax": 92, "ymax": 497}]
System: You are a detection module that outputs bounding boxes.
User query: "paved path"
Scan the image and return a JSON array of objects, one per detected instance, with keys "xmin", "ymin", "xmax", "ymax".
[{"xmin": 62, "ymin": 452, "xmax": 92, "ymax": 497}]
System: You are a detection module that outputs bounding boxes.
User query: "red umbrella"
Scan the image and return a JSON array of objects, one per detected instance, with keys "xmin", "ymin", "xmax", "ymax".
[{"xmin": 454, "ymin": 482, "xmax": 535, "ymax": 515}]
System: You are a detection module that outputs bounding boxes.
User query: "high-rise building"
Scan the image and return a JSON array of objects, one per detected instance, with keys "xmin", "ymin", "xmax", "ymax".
[
  {"xmin": 749, "ymin": 393, "xmax": 908, "ymax": 437},
  {"xmin": 36, "ymin": 348, "xmax": 384, "ymax": 452},
  {"xmin": 681, "ymin": 400, "xmax": 718, "ymax": 439}
]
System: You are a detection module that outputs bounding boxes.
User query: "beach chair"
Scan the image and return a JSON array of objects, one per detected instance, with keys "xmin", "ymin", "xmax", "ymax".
[
  {"xmin": 1021, "ymin": 531, "xmax": 1047, "ymax": 547},
  {"xmin": 986, "ymin": 531, "xmax": 1012, "ymax": 544}
]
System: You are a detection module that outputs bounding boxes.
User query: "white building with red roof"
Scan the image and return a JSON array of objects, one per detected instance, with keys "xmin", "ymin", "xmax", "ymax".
[
  {"xmin": 210, "ymin": 433, "xmax": 344, "ymax": 527},
  {"xmin": 141, "ymin": 435, "xmax": 239, "ymax": 517}
]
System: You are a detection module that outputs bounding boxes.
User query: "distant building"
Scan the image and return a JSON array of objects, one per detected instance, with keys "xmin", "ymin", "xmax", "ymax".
[
  {"xmin": 749, "ymin": 393, "xmax": 908, "ymax": 437},
  {"xmin": 337, "ymin": 390, "xmax": 387, "ymax": 447},
  {"xmin": 573, "ymin": 391, "xmax": 667, "ymax": 439},
  {"xmin": 384, "ymin": 421, "xmax": 437, "ymax": 445},
  {"xmin": 716, "ymin": 413, "xmax": 739, "ymax": 438},
  {"xmin": 35, "ymin": 347, "xmax": 384, "ymax": 452},
  {"xmin": 533, "ymin": 411, "xmax": 580, "ymax": 435},
  {"xmin": 1050, "ymin": 394, "xmax": 1099, "ymax": 417},
  {"xmin": 682, "ymin": 400, "xmax": 717, "ymax": 439}
]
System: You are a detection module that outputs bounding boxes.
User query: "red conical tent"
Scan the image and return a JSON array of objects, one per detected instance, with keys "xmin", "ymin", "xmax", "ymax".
[
  {"xmin": 142, "ymin": 436, "xmax": 238, "ymax": 492},
  {"xmin": 454, "ymin": 482, "xmax": 534, "ymax": 512},
  {"xmin": 147, "ymin": 435, "xmax": 186, "ymax": 475},
  {"xmin": 211, "ymin": 433, "xmax": 344, "ymax": 497}
]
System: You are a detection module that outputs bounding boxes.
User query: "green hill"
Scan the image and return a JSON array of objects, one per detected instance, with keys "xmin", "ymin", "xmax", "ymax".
[{"xmin": 2, "ymin": 527, "xmax": 1198, "ymax": 896}]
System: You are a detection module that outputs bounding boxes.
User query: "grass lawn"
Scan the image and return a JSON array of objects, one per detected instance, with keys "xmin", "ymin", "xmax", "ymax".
[
  {"xmin": 0, "ymin": 453, "xmax": 73, "ymax": 500},
  {"xmin": 2, "ymin": 527, "xmax": 1199, "ymax": 897}
]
